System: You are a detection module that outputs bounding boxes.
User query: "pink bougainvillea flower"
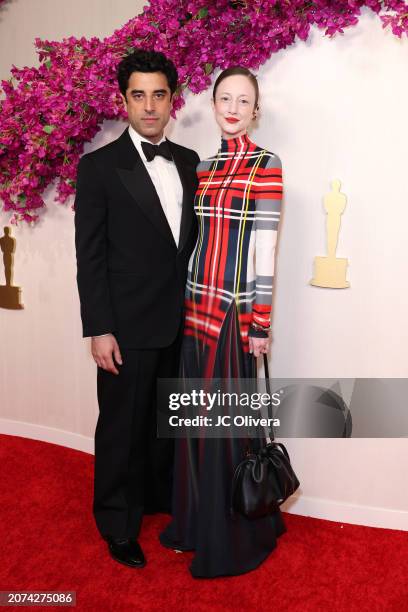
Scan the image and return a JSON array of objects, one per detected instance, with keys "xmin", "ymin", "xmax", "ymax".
[{"xmin": 1, "ymin": 0, "xmax": 408, "ymax": 223}]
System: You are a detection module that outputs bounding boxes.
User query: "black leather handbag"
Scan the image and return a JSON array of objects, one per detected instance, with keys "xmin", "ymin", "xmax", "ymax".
[{"xmin": 231, "ymin": 355, "xmax": 300, "ymax": 519}]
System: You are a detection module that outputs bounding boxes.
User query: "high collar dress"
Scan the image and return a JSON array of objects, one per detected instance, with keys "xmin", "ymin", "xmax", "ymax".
[{"xmin": 160, "ymin": 133, "xmax": 286, "ymax": 578}]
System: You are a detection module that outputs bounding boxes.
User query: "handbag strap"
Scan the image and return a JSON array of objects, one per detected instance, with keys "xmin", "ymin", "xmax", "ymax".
[
  {"xmin": 263, "ymin": 353, "xmax": 270, "ymax": 380},
  {"xmin": 263, "ymin": 353, "xmax": 275, "ymax": 442},
  {"xmin": 246, "ymin": 353, "xmax": 276, "ymax": 453}
]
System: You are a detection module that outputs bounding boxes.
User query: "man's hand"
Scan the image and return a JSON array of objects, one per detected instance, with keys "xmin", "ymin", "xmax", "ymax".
[
  {"xmin": 91, "ymin": 334, "xmax": 123, "ymax": 375},
  {"xmin": 249, "ymin": 336, "xmax": 270, "ymax": 358}
]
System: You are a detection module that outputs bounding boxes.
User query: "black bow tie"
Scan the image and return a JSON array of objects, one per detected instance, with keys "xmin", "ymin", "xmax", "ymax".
[{"xmin": 141, "ymin": 140, "xmax": 173, "ymax": 162}]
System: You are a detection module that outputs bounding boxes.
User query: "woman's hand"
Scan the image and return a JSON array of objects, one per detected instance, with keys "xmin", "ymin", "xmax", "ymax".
[{"xmin": 249, "ymin": 335, "xmax": 270, "ymax": 358}]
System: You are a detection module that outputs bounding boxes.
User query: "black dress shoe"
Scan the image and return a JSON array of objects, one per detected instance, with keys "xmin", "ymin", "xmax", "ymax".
[{"xmin": 107, "ymin": 537, "xmax": 146, "ymax": 568}]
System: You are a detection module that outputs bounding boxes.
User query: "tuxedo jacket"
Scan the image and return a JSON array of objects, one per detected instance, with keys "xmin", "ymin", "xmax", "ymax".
[{"xmin": 74, "ymin": 127, "xmax": 200, "ymax": 349}]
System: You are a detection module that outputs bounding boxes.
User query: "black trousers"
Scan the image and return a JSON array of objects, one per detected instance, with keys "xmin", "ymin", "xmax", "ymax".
[{"xmin": 93, "ymin": 335, "xmax": 180, "ymax": 540}]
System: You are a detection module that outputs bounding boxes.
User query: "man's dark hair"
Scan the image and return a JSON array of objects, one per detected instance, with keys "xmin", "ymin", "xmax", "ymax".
[{"xmin": 117, "ymin": 49, "xmax": 178, "ymax": 98}]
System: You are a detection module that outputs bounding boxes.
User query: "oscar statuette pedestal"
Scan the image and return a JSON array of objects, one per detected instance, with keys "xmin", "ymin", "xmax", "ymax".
[
  {"xmin": 311, "ymin": 255, "xmax": 350, "ymax": 289},
  {"xmin": 0, "ymin": 284, "xmax": 24, "ymax": 310}
]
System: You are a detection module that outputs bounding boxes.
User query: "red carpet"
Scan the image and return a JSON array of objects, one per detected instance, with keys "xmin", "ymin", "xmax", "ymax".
[{"xmin": 0, "ymin": 434, "xmax": 407, "ymax": 611}]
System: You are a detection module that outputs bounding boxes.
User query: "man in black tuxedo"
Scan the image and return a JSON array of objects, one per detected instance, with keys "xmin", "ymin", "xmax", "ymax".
[{"xmin": 74, "ymin": 50, "xmax": 199, "ymax": 568}]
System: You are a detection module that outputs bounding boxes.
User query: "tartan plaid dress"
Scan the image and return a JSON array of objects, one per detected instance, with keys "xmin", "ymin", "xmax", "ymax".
[
  {"xmin": 160, "ymin": 133, "xmax": 286, "ymax": 578},
  {"xmin": 183, "ymin": 132, "xmax": 283, "ymax": 377}
]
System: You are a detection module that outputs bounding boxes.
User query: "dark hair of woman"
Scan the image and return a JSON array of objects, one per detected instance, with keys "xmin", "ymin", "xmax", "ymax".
[
  {"xmin": 117, "ymin": 49, "xmax": 178, "ymax": 98},
  {"xmin": 212, "ymin": 66, "xmax": 259, "ymax": 109}
]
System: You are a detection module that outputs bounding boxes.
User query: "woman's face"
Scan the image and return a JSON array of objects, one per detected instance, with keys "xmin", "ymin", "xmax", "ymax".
[{"xmin": 212, "ymin": 74, "xmax": 257, "ymax": 139}]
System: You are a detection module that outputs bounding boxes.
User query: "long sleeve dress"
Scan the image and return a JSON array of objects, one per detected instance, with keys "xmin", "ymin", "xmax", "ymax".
[{"xmin": 159, "ymin": 132, "xmax": 286, "ymax": 578}]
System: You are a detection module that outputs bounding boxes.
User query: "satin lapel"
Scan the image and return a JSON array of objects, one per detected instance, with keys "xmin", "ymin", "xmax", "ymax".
[
  {"xmin": 116, "ymin": 129, "xmax": 176, "ymax": 247},
  {"xmin": 168, "ymin": 140, "xmax": 196, "ymax": 253}
]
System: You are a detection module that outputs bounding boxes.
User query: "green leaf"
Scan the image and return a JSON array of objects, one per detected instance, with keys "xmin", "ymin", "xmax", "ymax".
[
  {"xmin": 43, "ymin": 125, "xmax": 55, "ymax": 134},
  {"xmin": 44, "ymin": 59, "xmax": 52, "ymax": 70},
  {"xmin": 196, "ymin": 8, "xmax": 208, "ymax": 19},
  {"xmin": 204, "ymin": 63, "xmax": 213, "ymax": 75}
]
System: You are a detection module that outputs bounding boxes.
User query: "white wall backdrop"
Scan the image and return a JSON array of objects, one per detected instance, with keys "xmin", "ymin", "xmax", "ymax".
[{"xmin": 1, "ymin": 0, "xmax": 407, "ymax": 529}]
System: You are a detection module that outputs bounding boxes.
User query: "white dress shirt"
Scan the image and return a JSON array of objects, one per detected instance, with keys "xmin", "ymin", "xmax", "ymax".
[{"xmin": 128, "ymin": 125, "xmax": 183, "ymax": 247}]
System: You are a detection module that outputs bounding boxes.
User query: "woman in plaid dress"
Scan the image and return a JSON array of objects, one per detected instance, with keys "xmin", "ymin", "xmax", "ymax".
[{"xmin": 160, "ymin": 68, "xmax": 286, "ymax": 577}]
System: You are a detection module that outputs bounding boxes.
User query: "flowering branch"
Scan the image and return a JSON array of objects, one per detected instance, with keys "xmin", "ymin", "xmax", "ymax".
[{"xmin": 1, "ymin": 0, "xmax": 408, "ymax": 223}]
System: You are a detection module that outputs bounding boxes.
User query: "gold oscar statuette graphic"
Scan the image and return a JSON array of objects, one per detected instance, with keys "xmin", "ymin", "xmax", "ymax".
[
  {"xmin": 0, "ymin": 226, "xmax": 24, "ymax": 309},
  {"xmin": 310, "ymin": 179, "xmax": 350, "ymax": 289}
]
